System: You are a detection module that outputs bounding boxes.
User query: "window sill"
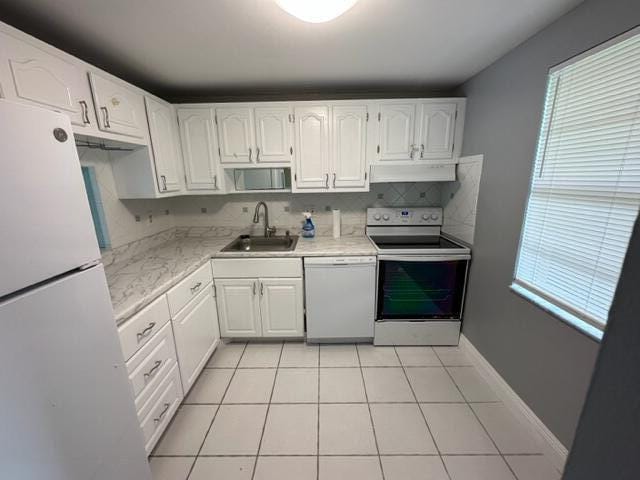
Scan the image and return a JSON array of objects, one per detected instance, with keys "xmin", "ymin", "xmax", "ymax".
[{"xmin": 510, "ymin": 283, "xmax": 603, "ymax": 342}]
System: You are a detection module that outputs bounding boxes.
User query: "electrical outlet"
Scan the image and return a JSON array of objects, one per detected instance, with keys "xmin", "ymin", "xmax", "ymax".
[
  {"xmin": 419, "ymin": 192, "xmax": 426, "ymax": 198},
  {"xmin": 377, "ymin": 193, "xmax": 384, "ymax": 199},
  {"xmin": 284, "ymin": 206, "xmax": 290, "ymax": 212},
  {"xmin": 201, "ymin": 207, "xmax": 207, "ymax": 213},
  {"xmin": 134, "ymin": 215, "xmax": 141, "ymax": 222},
  {"xmin": 242, "ymin": 207, "xmax": 248, "ymax": 213}
]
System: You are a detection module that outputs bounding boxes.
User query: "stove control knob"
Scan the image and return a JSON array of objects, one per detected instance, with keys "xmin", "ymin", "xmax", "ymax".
[
  {"xmin": 373, "ymin": 214, "xmax": 381, "ymax": 221},
  {"xmin": 382, "ymin": 214, "xmax": 390, "ymax": 221},
  {"xmin": 430, "ymin": 214, "xmax": 439, "ymax": 221},
  {"xmin": 421, "ymin": 214, "xmax": 430, "ymax": 221}
]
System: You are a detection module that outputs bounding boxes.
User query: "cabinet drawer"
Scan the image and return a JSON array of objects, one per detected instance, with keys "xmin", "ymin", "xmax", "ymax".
[
  {"xmin": 138, "ymin": 364, "xmax": 182, "ymax": 454},
  {"xmin": 118, "ymin": 295, "xmax": 171, "ymax": 361},
  {"xmin": 212, "ymin": 257, "xmax": 302, "ymax": 278},
  {"xmin": 126, "ymin": 321, "xmax": 178, "ymax": 411},
  {"xmin": 167, "ymin": 262, "xmax": 213, "ymax": 316}
]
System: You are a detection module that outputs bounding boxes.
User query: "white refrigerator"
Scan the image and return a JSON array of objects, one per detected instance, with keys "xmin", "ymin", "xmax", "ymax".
[{"xmin": 0, "ymin": 100, "xmax": 152, "ymax": 480}]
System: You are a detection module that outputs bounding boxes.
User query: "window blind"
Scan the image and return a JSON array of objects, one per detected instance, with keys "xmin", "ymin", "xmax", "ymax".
[{"xmin": 514, "ymin": 28, "xmax": 640, "ymax": 332}]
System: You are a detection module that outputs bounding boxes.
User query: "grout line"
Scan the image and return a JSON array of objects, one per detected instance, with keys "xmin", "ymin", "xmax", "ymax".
[
  {"xmin": 250, "ymin": 342, "xmax": 285, "ymax": 480},
  {"xmin": 394, "ymin": 346, "xmax": 453, "ymax": 480},
  {"xmin": 316, "ymin": 342, "xmax": 320, "ymax": 480},
  {"xmin": 355, "ymin": 344, "xmax": 386, "ymax": 480},
  {"xmin": 440, "ymin": 357, "xmax": 523, "ymax": 480},
  {"xmin": 185, "ymin": 342, "xmax": 249, "ymax": 480},
  {"xmin": 152, "ymin": 452, "xmax": 545, "ymax": 458}
]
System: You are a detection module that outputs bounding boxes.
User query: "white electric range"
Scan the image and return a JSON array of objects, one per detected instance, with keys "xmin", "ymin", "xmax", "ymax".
[{"xmin": 366, "ymin": 207, "xmax": 471, "ymax": 345}]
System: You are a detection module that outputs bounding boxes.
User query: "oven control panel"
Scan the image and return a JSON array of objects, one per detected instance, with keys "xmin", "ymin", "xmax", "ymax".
[{"xmin": 367, "ymin": 207, "xmax": 443, "ymax": 226}]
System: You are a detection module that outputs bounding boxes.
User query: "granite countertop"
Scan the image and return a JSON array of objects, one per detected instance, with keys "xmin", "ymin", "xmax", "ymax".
[{"xmin": 106, "ymin": 234, "xmax": 376, "ymax": 325}]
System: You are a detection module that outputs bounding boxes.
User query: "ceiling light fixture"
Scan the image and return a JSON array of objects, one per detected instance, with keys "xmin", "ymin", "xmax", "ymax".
[{"xmin": 275, "ymin": 0, "xmax": 359, "ymax": 23}]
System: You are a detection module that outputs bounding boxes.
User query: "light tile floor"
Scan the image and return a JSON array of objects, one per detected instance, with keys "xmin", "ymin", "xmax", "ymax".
[{"xmin": 150, "ymin": 342, "xmax": 562, "ymax": 480}]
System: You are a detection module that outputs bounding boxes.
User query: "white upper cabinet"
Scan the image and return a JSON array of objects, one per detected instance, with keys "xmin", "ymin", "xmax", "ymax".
[
  {"xmin": 373, "ymin": 99, "xmax": 465, "ymax": 165},
  {"xmin": 331, "ymin": 104, "xmax": 368, "ymax": 190},
  {"xmin": 89, "ymin": 72, "xmax": 147, "ymax": 138},
  {"xmin": 0, "ymin": 31, "xmax": 94, "ymax": 130},
  {"xmin": 254, "ymin": 106, "xmax": 292, "ymax": 164},
  {"xmin": 378, "ymin": 103, "xmax": 416, "ymax": 161},
  {"xmin": 178, "ymin": 108, "xmax": 223, "ymax": 192},
  {"xmin": 216, "ymin": 107, "xmax": 255, "ymax": 164},
  {"xmin": 293, "ymin": 105, "xmax": 330, "ymax": 190},
  {"xmin": 145, "ymin": 97, "xmax": 183, "ymax": 193},
  {"xmin": 416, "ymin": 102, "xmax": 457, "ymax": 159}
]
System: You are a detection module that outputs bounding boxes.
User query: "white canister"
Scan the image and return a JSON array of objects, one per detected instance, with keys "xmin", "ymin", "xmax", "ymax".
[{"xmin": 332, "ymin": 209, "xmax": 341, "ymax": 239}]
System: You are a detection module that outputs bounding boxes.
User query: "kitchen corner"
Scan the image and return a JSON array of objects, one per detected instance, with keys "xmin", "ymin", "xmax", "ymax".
[{"xmin": 105, "ymin": 226, "xmax": 376, "ymax": 325}]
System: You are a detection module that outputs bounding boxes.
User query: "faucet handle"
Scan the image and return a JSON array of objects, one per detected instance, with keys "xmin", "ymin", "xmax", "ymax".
[{"xmin": 266, "ymin": 225, "xmax": 277, "ymax": 237}]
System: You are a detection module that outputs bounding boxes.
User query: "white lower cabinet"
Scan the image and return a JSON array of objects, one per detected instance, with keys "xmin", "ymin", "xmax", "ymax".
[
  {"xmin": 171, "ymin": 285, "xmax": 219, "ymax": 394},
  {"xmin": 215, "ymin": 278, "xmax": 262, "ymax": 337},
  {"xmin": 213, "ymin": 258, "xmax": 304, "ymax": 339},
  {"xmin": 260, "ymin": 278, "xmax": 304, "ymax": 337},
  {"xmin": 138, "ymin": 364, "xmax": 182, "ymax": 454},
  {"xmin": 118, "ymin": 262, "xmax": 221, "ymax": 455}
]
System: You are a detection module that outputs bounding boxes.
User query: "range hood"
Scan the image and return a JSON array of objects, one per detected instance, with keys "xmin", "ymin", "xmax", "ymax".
[{"xmin": 369, "ymin": 164, "xmax": 456, "ymax": 183}]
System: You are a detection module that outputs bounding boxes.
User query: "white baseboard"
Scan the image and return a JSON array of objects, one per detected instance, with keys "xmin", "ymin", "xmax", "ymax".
[{"xmin": 459, "ymin": 334, "xmax": 568, "ymax": 473}]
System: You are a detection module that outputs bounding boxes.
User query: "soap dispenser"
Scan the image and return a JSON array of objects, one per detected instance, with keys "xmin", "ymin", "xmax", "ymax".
[{"xmin": 301, "ymin": 212, "xmax": 315, "ymax": 238}]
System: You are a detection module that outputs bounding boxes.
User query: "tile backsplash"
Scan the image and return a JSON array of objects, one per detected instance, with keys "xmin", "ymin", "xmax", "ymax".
[
  {"xmin": 170, "ymin": 183, "xmax": 443, "ymax": 236},
  {"xmin": 78, "ymin": 147, "xmax": 176, "ymax": 249},
  {"xmin": 441, "ymin": 155, "xmax": 484, "ymax": 244},
  {"xmin": 82, "ymin": 148, "xmax": 481, "ymax": 255}
]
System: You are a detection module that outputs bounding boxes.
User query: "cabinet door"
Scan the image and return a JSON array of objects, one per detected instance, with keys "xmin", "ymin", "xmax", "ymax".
[
  {"xmin": 254, "ymin": 106, "xmax": 292, "ymax": 164},
  {"xmin": 0, "ymin": 32, "xmax": 93, "ymax": 129},
  {"xmin": 293, "ymin": 106, "xmax": 330, "ymax": 189},
  {"xmin": 172, "ymin": 287, "xmax": 218, "ymax": 394},
  {"xmin": 216, "ymin": 107, "xmax": 255, "ymax": 164},
  {"xmin": 417, "ymin": 102, "xmax": 457, "ymax": 159},
  {"xmin": 216, "ymin": 278, "xmax": 262, "ymax": 338},
  {"xmin": 89, "ymin": 72, "xmax": 146, "ymax": 138},
  {"xmin": 259, "ymin": 278, "xmax": 304, "ymax": 337},
  {"xmin": 331, "ymin": 105, "xmax": 368, "ymax": 189},
  {"xmin": 145, "ymin": 97, "xmax": 183, "ymax": 193},
  {"xmin": 177, "ymin": 108, "xmax": 222, "ymax": 191},
  {"xmin": 378, "ymin": 103, "xmax": 416, "ymax": 161}
]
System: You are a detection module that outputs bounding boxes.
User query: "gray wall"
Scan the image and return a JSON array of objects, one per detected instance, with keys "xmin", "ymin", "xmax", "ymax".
[
  {"xmin": 457, "ymin": 0, "xmax": 640, "ymax": 447},
  {"xmin": 562, "ymin": 219, "xmax": 640, "ymax": 479}
]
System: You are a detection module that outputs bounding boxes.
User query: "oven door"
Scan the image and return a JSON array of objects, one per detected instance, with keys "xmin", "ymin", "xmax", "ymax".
[{"xmin": 377, "ymin": 254, "xmax": 470, "ymax": 321}]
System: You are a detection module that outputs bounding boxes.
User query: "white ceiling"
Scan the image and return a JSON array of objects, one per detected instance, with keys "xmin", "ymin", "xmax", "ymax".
[{"xmin": 0, "ymin": 0, "xmax": 583, "ymax": 98}]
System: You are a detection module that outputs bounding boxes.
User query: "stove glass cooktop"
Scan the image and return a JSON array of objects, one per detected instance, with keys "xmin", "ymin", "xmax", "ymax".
[{"xmin": 369, "ymin": 235, "xmax": 464, "ymax": 250}]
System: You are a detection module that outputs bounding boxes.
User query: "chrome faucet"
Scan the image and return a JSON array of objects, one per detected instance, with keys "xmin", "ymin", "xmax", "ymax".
[{"xmin": 253, "ymin": 201, "xmax": 277, "ymax": 237}]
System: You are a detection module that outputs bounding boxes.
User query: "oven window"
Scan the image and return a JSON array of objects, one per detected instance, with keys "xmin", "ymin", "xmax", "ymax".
[{"xmin": 377, "ymin": 260, "xmax": 468, "ymax": 320}]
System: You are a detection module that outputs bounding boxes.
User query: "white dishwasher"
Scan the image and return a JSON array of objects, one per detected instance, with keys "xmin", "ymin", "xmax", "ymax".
[{"xmin": 304, "ymin": 256, "xmax": 376, "ymax": 342}]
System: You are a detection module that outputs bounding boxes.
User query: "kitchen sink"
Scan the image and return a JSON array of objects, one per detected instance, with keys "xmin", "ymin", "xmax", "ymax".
[{"xmin": 221, "ymin": 234, "xmax": 298, "ymax": 252}]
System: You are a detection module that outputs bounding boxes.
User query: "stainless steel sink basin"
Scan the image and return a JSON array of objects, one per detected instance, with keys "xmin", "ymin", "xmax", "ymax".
[{"xmin": 221, "ymin": 234, "xmax": 298, "ymax": 252}]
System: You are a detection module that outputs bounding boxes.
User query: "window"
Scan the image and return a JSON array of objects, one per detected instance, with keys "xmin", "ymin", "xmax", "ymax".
[
  {"xmin": 513, "ymin": 28, "xmax": 640, "ymax": 340},
  {"xmin": 81, "ymin": 165, "xmax": 111, "ymax": 250}
]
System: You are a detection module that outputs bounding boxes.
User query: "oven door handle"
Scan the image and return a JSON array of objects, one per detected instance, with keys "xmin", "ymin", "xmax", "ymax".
[{"xmin": 378, "ymin": 254, "xmax": 471, "ymax": 262}]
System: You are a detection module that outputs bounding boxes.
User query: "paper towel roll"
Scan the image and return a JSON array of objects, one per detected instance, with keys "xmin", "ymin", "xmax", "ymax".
[{"xmin": 332, "ymin": 209, "xmax": 341, "ymax": 239}]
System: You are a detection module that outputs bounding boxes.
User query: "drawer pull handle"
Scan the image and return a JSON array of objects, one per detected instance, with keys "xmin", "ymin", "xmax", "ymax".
[
  {"xmin": 190, "ymin": 282, "xmax": 202, "ymax": 293},
  {"xmin": 100, "ymin": 106, "xmax": 111, "ymax": 128},
  {"xmin": 153, "ymin": 402, "xmax": 171, "ymax": 425},
  {"xmin": 79, "ymin": 100, "xmax": 90, "ymax": 125},
  {"xmin": 143, "ymin": 360, "xmax": 163, "ymax": 381},
  {"xmin": 136, "ymin": 322, "xmax": 156, "ymax": 342}
]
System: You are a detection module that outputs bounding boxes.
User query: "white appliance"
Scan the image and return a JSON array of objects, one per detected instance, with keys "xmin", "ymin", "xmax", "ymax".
[
  {"xmin": 304, "ymin": 256, "xmax": 376, "ymax": 342},
  {"xmin": 0, "ymin": 101, "xmax": 151, "ymax": 480},
  {"xmin": 367, "ymin": 207, "xmax": 471, "ymax": 346}
]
